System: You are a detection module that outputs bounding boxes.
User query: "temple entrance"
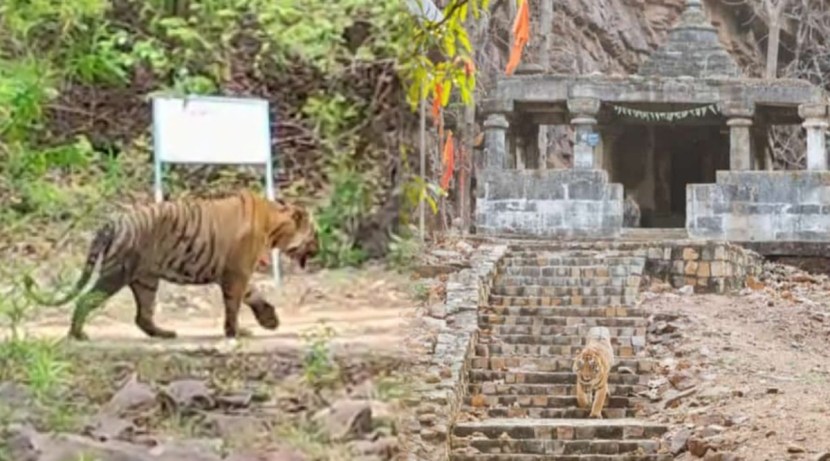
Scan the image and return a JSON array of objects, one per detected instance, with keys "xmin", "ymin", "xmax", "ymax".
[{"xmin": 608, "ymin": 124, "xmax": 729, "ymax": 228}]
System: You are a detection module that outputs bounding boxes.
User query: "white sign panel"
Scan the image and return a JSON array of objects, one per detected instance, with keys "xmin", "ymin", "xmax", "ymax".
[
  {"xmin": 152, "ymin": 95, "xmax": 271, "ymax": 164},
  {"xmin": 151, "ymin": 94, "xmax": 281, "ymax": 284}
]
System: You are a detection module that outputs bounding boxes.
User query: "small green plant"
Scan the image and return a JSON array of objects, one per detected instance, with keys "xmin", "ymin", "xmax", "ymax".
[
  {"xmin": 386, "ymin": 228, "xmax": 421, "ymax": 271},
  {"xmin": 300, "ymin": 322, "xmax": 339, "ymax": 389}
]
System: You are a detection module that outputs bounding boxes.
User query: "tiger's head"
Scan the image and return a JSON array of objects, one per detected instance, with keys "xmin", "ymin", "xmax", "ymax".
[
  {"xmin": 573, "ymin": 350, "xmax": 603, "ymax": 383},
  {"xmin": 266, "ymin": 200, "xmax": 319, "ymax": 269}
]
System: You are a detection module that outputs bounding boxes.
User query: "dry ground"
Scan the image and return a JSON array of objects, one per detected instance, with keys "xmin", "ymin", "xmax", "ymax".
[
  {"xmin": 641, "ymin": 267, "xmax": 830, "ymax": 461},
  {"xmin": 19, "ymin": 262, "xmax": 419, "ymax": 352}
]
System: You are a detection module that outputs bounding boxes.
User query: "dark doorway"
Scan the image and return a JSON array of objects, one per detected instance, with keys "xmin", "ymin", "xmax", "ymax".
[{"xmin": 608, "ymin": 124, "xmax": 728, "ymax": 228}]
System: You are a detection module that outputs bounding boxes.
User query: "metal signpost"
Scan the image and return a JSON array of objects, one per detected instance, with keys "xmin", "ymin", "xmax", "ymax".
[{"xmin": 151, "ymin": 94, "xmax": 281, "ymax": 285}]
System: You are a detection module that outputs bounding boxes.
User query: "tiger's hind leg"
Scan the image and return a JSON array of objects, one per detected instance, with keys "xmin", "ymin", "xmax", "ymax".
[
  {"xmin": 243, "ymin": 286, "xmax": 279, "ymax": 331},
  {"xmin": 130, "ymin": 277, "xmax": 177, "ymax": 339},
  {"xmin": 68, "ymin": 272, "xmax": 126, "ymax": 341}
]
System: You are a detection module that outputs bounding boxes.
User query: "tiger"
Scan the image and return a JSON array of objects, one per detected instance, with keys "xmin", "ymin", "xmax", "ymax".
[
  {"xmin": 573, "ymin": 326, "xmax": 615, "ymax": 419},
  {"xmin": 623, "ymin": 192, "xmax": 641, "ymax": 228},
  {"xmin": 22, "ymin": 189, "xmax": 318, "ymax": 341}
]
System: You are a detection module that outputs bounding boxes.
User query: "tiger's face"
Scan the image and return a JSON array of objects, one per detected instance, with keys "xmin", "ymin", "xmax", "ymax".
[
  {"xmin": 574, "ymin": 352, "xmax": 602, "ymax": 382},
  {"xmin": 267, "ymin": 201, "xmax": 319, "ymax": 269}
]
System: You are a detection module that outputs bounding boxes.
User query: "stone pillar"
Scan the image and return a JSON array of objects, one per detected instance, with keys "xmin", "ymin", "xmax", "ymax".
[
  {"xmin": 722, "ymin": 102, "xmax": 755, "ymax": 171},
  {"xmin": 727, "ymin": 118, "xmax": 753, "ymax": 170},
  {"xmin": 483, "ymin": 114, "xmax": 509, "ymax": 170},
  {"xmin": 799, "ymin": 103, "xmax": 829, "ymax": 171},
  {"xmin": 567, "ymin": 98, "xmax": 601, "ymax": 169}
]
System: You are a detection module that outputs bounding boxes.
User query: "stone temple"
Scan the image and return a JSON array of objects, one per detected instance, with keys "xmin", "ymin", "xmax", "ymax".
[{"xmin": 476, "ymin": 0, "xmax": 830, "ymax": 253}]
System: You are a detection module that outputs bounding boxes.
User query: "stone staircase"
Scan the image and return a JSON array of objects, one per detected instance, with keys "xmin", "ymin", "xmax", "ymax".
[{"xmin": 451, "ymin": 248, "xmax": 671, "ymax": 461}]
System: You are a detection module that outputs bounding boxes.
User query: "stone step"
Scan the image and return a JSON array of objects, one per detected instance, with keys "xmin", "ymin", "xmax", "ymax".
[
  {"xmin": 486, "ymin": 334, "xmax": 643, "ymax": 348},
  {"xmin": 482, "ymin": 306, "xmax": 648, "ymax": 318},
  {"xmin": 470, "ymin": 354, "xmax": 655, "ymax": 374},
  {"xmin": 469, "ymin": 371, "xmax": 643, "ymax": 386},
  {"xmin": 489, "ymin": 295, "xmax": 639, "ymax": 307},
  {"xmin": 452, "ymin": 437, "xmax": 662, "ymax": 457},
  {"xmin": 483, "ymin": 324, "xmax": 647, "ymax": 338},
  {"xmin": 468, "ymin": 382, "xmax": 646, "ymax": 398},
  {"xmin": 451, "ymin": 454, "xmax": 672, "ymax": 461},
  {"xmin": 501, "ymin": 255, "xmax": 643, "ymax": 267},
  {"xmin": 461, "ymin": 405, "xmax": 637, "ymax": 419},
  {"xmin": 463, "ymin": 394, "xmax": 634, "ymax": 410},
  {"xmin": 473, "ymin": 343, "xmax": 644, "ymax": 359},
  {"xmin": 491, "ymin": 285, "xmax": 639, "ymax": 297},
  {"xmin": 495, "ymin": 275, "xmax": 637, "ymax": 288},
  {"xmin": 469, "ymin": 356, "xmax": 655, "ymax": 374},
  {"xmin": 452, "ymin": 417, "xmax": 669, "ymax": 440},
  {"xmin": 499, "ymin": 266, "xmax": 641, "ymax": 278},
  {"xmin": 479, "ymin": 315, "xmax": 648, "ymax": 329}
]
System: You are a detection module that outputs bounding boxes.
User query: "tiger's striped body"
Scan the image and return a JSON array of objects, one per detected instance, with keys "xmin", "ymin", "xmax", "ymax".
[
  {"xmin": 573, "ymin": 326, "xmax": 615, "ymax": 418},
  {"xmin": 23, "ymin": 189, "xmax": 318, "ymax": 341}
]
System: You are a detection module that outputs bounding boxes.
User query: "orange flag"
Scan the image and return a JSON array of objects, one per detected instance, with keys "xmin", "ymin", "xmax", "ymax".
[
  {"xmin": 440, "ymin": 130, "xmax": 455, "ymax": 191},
  {"xmin": 431, "ymin": 82, "xmax": 443, "ymax": 125},
  {"xmin": 505, "ymin": 0, "xmax": 530, "ymax": 76}
]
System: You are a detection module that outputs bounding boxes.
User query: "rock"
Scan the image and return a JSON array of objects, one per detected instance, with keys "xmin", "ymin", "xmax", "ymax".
[
  {"xmin": 104, "ymin": 373, "xmax": 158, "ymax": 416},
  {"xmin": 678, "ymin": 285, "xmax": 694, "ymax": 296},
  {"xmin": 159, "ymin": 379, "xmax": 215, "ymax": 413},
  {"xmin": 83, "ymin": 414, "xmax": 137, "ymax": 441},
  {"xmin": 225, "ymin": 449, "xmax": 309, "ymax": 461},
  {"xmin": 670, "ymin": 428, "xmax": 692, "ymax": 455},
  {"xmin": 664, "ymin": 387, "xmax": 698, "ymax": 409},
  {"xmin": 348, "ymin": 436, "xmax": 399, "ymax": 458},
  {"xmin": 704, "ymin": 453, "xmax": 739, "ymax": 461},
  {"xmin": 312, "ymin": 399, "xmax": 373, "ymax": 442},
  {"xmin": 687, "ymin": 437, "xmax": 710, "ymax": 457},
  {"xmin": 815, "ymin": 453, "xmax": 830, "ymax": 461},
  {"xmin": 787, "ymin": 444, "xmax": 806, "ymax": 454},
  {"xmin": 216, "ymin": 391, "xmax": 253, "ymax": 408},
  {"xmin": 697, "ymin": 386, "xmax": 730, "ymax": 402},
  {"xmin": 202, "ymin": 413, "xmax": 264, "ymax": 440}
]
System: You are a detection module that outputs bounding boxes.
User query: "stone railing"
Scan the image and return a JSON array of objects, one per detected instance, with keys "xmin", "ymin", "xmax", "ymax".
[
  {"xmin": 401, "ymin": 244, "xmax": 507, "ymax": 461},
  {"xmin": 688, "ymin": 171, "xmax": 830, "ymax": 242},
  {"xmin": 474, "ymin": 169, "xmax": 623, "ymax": 238}
]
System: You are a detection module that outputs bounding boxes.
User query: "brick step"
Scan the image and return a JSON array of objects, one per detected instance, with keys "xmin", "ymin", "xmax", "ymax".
[
  {"xmin": 473, "ymin": 343, "xmax": 644, "ymax": 359},
  {"xmin": 491, "ymin": 285, "xmax": 638, "ymax": 297},
  {"xmin": 484, "ymin": 305, "xmax": 645, "ymax": 317},
  {"xmin": 485, "ymin": 334, "xmax": 643, "ymax": 348},
  {"xmin": 469, "ymin": 371, "xmax": 642, "ymax": 386},
  {"xmin": 479, "ymin": 315, "xmax": 648, "ymax": 328},
  {"xmin": 499, "ymin": 266, "xmax": 641, "ymax": 278},
  {"xmin": 489, "ymin": 295, "xmax": 638, "ymax": 307},
  {"xmin": 469, "ymin": 356, "xmax": 655, "ymax": 374},
  {"xmin": 468, "ymin": 382, "xmax": 646, "ymax": 398},
  {"xmin": 483, "ymin": 324, "xmax": 647, "ymax": 338},
  {"xmin": 463, "ymin": 394, "xmax": 634, "ymax": 410},
  {"xmin": 501, "ymin": 255, "xmax": 641, "ymax": 267},
  {"xmin": 461, "ymin": 406, "xmax": 637, "ymax": 419},
  {"xmin": 452, "ymin": 437, "xmax": 661, "ymax": 457},
  {"xmin": 452, "ymin": 418, "xmax": 669, "ymax": 440},
  {"xmin": 495, "ymin": 275, "xmax": 636, "ymax": 288},
  {"xmin": 451, "ymin": 454, "xmax": 672, "ymax": 461}
]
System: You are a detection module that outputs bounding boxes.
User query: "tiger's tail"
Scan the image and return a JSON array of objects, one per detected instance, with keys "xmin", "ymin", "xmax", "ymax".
[{"xmin": 22, "ymin": 222, "xmax": 116, "ymax": 306}]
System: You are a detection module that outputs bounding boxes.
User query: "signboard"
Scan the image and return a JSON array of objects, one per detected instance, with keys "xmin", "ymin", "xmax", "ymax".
[
  {"xmin": 583, "ymin": 132, "xmax": 600, "ymax": 147},
  {"xmin": 151, "ymin": 94, "xmax": 281, "ymax": 284}
]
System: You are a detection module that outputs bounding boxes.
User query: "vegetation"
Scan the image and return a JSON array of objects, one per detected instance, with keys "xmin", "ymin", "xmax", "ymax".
[{"xmin": 0, "ymin": 0, "xmax": 487, "ymax": 268}]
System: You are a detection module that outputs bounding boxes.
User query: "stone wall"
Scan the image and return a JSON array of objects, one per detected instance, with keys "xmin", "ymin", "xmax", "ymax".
[
  {"xmin": 475, "ymin": 169, "xmax": 623, "ymax": 238},
  {"xmin": 401, "ymin": 244, "xmax": 507, "ymax": 461},
  {"xmin": 688, "ymin": 171, "xmax": 830, "ymax": 242},
  {"xmin": 642, "ymin": 242, "xmax": 763, "ymax": 293}
]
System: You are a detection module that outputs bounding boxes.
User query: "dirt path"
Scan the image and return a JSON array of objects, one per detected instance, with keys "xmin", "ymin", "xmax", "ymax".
[
  {"xmin": 22, "ymin": 263, "xmax": 418, "ymax": 353},
  {"xmin": 642, "ymin": 278, "xmax": 830, "ymax": 460}
]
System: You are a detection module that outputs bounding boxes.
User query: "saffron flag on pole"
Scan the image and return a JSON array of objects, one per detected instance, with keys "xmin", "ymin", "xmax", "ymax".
[
  {"xmin": 440, "ymin": 130, "xmax": 455, "ymax": 191},
  {"xmin": 505, "ymin": 0, "xmax": 530, "ymax": 76}
]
